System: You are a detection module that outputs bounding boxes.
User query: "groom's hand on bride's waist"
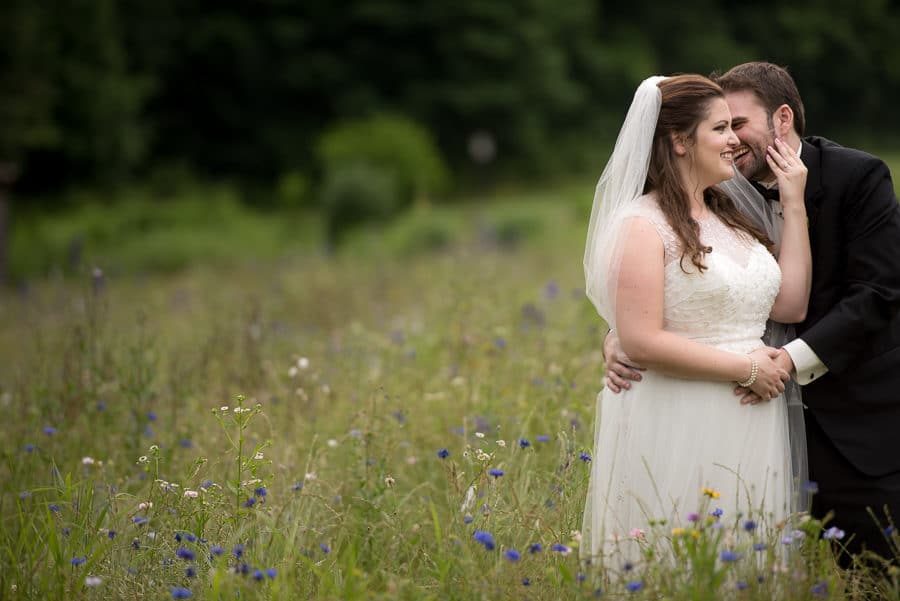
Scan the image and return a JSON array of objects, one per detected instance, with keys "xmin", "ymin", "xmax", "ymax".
[{"xmin": 603, "ymin": 330, "xmax": 645, "ymax": 393}]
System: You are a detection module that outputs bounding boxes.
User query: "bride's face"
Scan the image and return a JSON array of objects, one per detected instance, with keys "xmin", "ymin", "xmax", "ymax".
[
  {"xmin": 724, "ymin": 90, "xmax": 776, "ymax": 182},
  {"xmin": 687, "ymin": 97, "xmax": 739, "ymax": 187}
]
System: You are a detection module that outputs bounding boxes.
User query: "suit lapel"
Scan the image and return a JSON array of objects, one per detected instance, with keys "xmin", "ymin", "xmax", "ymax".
[{"xmin": 801, "ymin": 138, "xmax": 824, "ymax": 227}]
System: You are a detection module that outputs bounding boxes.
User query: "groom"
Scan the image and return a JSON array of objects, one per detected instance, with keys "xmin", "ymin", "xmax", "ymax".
[{"xmin": 604, "ymin": 62, "xmax": 900, "ymax": 560}]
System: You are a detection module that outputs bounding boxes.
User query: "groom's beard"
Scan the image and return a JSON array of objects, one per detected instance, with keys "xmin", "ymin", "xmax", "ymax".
[{"xmin": 734, "ymin": 140, "xmax": 773, "ymax": 183}]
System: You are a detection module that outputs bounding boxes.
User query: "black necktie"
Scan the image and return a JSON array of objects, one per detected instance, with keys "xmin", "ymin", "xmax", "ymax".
[{"xmin": 751, "ymin": 181, "xmax": 780, "ymax": 202}]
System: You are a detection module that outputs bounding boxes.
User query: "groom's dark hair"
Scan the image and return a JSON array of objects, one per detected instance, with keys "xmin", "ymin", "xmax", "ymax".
[{"xmin": 712, "ymin": 62, "xmax": 806, "ymax": 136}]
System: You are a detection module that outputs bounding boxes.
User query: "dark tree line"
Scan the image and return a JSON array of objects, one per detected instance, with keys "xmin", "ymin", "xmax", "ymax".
[{"xmin": 3, "ymin": 0, "xmax": 900, "ymax": 198}]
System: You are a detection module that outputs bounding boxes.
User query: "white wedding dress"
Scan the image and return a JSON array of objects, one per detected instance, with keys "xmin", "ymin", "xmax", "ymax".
[{"xmin": 582, "ymin": 195, "xmax": 792, "ymax": 559}]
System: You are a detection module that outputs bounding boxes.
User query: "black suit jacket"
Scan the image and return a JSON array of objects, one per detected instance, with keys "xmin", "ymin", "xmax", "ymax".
[{"xmin": 797, "ymin": 136, "xmax": 900, "ymax": 477}]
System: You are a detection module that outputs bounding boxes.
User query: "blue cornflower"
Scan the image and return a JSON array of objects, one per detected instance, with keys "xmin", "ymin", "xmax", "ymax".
[
  {"xmin": 577, "ymin": 573, "xmax": 586, "ymax": 582},
  {"xmin": 623, "ymin": 561, "xmax": 634, "ymax": 572},
  {"xmin": 736, "ymin": 581, "xmax": 749, "ymax": 590},
  {"xmin": 319, "ymin": 543, "xmax": 331, "ymax": 554},
  {"xmin": 494, "ymin": 337, "xmax": 507, "ymax": 349},
  {"xmin": 185, "ymin": 533, "xmax": 197, "ymax": 542},
  {"xmin": 238, "ymin": 562, "xmax": 250, "ymax": 575},
  {"xmin": 233, "ymin": 544, "xmax": 246, "ymax": 558},
  {"xmin": 266, "ymin": 568, "xmax": 277, "ymax": 579},
  {"xmin": 522, "ymin": 578, "xmax": 531, "ymax": 586},
  {"xmin": 535, "ymin": 435, "xmax": 550, "ymax": 442},
  {"xmin": 886, "ymin": 526, "xmax": 896, "ymax": 536},
  {"xmin": 71, "ymin": 557, "xmax": 86, "ymax": 566},
  {"xmin": 504, "ymin": 549, "xmax": 521, "ymax": 562},
  {"xmin": 43, "ymin": 426, "xmax": 57, "ymax": 435},
  {"xmin": 473, "ymin": 530, "xmax": 496, "ymax": 551},
  {"xmin": 551, "ymin": 543, "xmax": 572, "ymax": 555},
  {"xmin": 108, "ymin": 530, "xmax": 116, "ymax": 539},
  {"xmin": 62, "ymin": 527, "xmax": 70, "ymax": 536},
  {"xmin": 823, "ymin": 526, "xmax": 845, "ymax": 540},
  {"xmin": 243, "ymin": 497, "xmax": 256, "ymax": 508},
  {"xmin": 488, "ymin": 468, "xmax": 504, "ymax": 478},
  {"xmin": 49, "ymin": 504, "xmax": 60, "ymax": 512},
  {"xmin": 210, "ymin": 545, "xmax": 224, "ymax": 557},
  {"xmin": 133, "ymin": 516, "xmax": 148, "ymax": 525},
  {"xmin": 179, "ymin": 439, "xmax": 193, "ymax": 448},
  {"xmin": 753, "ymin": 542, "xmax": 768, "ymax": 551},
  {"xmin": 805, "ymin": 481, "xmax": 819, "ymax": 494},
  {"xmin": 579, "ymin": 452, "xmax": 592, "ymax": 463},
  {"xmin": 254, "ymin": 486, "xmax": 267, "ymax": 497},
  {"xmin": 811, "ymin": 581, "xmax": 828, "ymax": 597},
  {"xmin": 710, "ymin": 508, "xmax": 724, "ymax": 518},
  {"xmin": 626, "ymin": 581, "xmax": 643, "ymax": 592},
  {"xmin": 529, "ymin": 543, "xmax": 543, "ymax": 554},
  {"xmin": 175, "ymin": 532, "xmax": 182, "ymax": 542},
  {"xmin": 200, "ymin": 479, "xmax": 214, "ymax": 489},
  {"xmin": 185, "ymin": 566, "xmax": 197, "ymax": 578},
  {"xmin": 147, "ymin": 411, "xmax": 157, "ymax": 422},
  {"xmin": 720, "ymin": 551, "xmax": 742, "ymax": 562},
  {"xmin": 131, "ymin": 539, "xmax": 140, "ymax": 550},
  {"xmin": 743, "ymin": 520, "xmax": 757, "ymax": 532},
  {"xmin": 253, "ymin": 569, "xmax": 264, "ymax": 581},
  {"xmin": 519, "ymin": 438, "xmax": 531, "ymax": 448},
  {"xmin": 171, "ymin": 588, "xmax": 192, "ymax": 599},
  {"xmin": 291, "ymin": 482, "xmax": 304, "ymax": 492},
  {"xmin": 545, "ymin": 280, "xmax": 560, "ymax": 299},
  {"xmin": 438, "ymin": 448, "xmax": 450, "ymax": 459},
  {"xmin": 176, "ymin": 547, "xmax": 195, "ymax": 561},
  {"xmin": 24, "ymin": 444, "xmax": 35, "ymax": 452},
  {"xmin": 464, "ymin": 515, "xmax": 474, "ymax": 524}
]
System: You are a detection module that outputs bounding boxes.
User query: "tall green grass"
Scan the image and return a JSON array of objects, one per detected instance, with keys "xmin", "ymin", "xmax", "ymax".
[
  {"xmin": 3, "ymin": 221, "xmax": 899, "ymax": 600},
  {"xmin": 3, "ymin": 171, "xmax": 900, "ymax": 599}
]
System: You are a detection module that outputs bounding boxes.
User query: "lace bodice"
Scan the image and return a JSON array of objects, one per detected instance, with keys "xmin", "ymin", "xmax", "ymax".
[{"xmin": 626, "ymin": 196, "xmax": 781, "ymax": 352}]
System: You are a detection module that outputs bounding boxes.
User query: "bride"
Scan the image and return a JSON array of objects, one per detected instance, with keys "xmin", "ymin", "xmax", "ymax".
[{"xmin": 581, "ymin": 74, "xmax": 810, "ymax": 560}]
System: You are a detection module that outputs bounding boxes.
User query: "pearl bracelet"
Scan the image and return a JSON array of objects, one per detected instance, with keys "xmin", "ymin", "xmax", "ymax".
[{"xmin": 737, "ymin": 358, "xmax": 758, "ymax": 388}]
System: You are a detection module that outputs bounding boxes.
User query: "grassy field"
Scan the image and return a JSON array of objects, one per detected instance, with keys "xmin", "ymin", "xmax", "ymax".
[{"xmin": 2, "ymin": 180, "xmax": 900, "ymax": 600}]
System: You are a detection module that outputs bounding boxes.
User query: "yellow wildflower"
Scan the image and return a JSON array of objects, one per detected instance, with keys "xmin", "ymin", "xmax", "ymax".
[{"xmin": 701, "ymin": 487, "xmax": 720, "ymax": 499}]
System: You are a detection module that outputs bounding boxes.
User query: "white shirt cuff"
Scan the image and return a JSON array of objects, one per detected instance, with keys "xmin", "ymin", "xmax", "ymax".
[{"xmin": 782, "ymin": 339, "xmax": 828, "ymax": 385}]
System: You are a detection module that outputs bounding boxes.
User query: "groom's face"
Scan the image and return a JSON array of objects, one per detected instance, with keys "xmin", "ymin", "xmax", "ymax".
[{"xmin": 724, "ymin": 90, "xmax": 776, "ymax": 182}]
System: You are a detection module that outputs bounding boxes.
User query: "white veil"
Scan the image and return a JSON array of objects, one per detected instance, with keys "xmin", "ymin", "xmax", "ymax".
[{"xmin": 584, "ymin": 75, "xmax": 666, "ymax": 329}]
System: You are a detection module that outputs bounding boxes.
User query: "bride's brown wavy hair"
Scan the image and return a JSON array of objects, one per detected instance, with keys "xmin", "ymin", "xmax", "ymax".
[{"xmin": 644, "ymin": 74, "xmax": 772, "ymax": 273}]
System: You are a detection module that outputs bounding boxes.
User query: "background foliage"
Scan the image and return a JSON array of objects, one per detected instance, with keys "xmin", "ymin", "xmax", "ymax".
[{"xmin": 4, "ymin": 0, "xmax": 900, "ymax": 196}]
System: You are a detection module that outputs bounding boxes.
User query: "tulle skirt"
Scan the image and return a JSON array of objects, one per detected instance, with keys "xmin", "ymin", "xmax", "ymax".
[{"xmin": 581, "ymin": 369, "xmax": 792, "ymax": 561}]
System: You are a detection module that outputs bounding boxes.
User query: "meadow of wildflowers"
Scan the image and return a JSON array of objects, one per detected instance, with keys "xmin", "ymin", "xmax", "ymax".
[{"xmin": 1, "ymin": 201, "xmax": 898, "ymax": 600}]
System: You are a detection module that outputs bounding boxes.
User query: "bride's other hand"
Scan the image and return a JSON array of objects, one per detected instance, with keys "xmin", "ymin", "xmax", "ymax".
[
  {"xmin": 766, "ymin": 138, "xmax": 807, "ymax": 208},
  {"xmin": 745, "ymin": 347, "xmax": 789, "ymax": 402}
]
